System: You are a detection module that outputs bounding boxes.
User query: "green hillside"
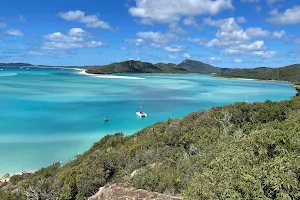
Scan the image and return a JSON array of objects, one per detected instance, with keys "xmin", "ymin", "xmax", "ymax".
[
  {"xmin": 1, "ymin": 93, "xmax": 300, "ymax": 200},
  {"xmin": 217, "ymin": 64, "xmax": 300, "ymax": 83},
  {"xmin": 85, "ymin": 60, "xmax": 188, "ymax": 74},
  {"xmin": 177, "ymin": 59, "xmax": 224, "ymax": 73},
  {"xmin": 84, "ymin": 60, "xmax": 225, "ymax": 74}
]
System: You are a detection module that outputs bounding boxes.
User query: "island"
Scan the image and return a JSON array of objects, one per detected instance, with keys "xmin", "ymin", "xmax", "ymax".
[
  {"xmin": 0, "ymin": 63, "xmax": 33, "ymax": 67},
  {"xmin": 84, "ymin": 59, "xmax": 229, "ymax": 74},
  {"xmin": 215, "ymin": 64, "xmax": 300, "ymax": 83}
]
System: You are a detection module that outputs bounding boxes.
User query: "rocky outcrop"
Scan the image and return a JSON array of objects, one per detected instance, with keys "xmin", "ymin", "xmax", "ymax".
[
  {"xmin": 89, "ymin": 165, "xmax": 182, "ymax": 200},
  {"xmin": 88, "ymin": 184, "xmax": 183, "ymax": 200}
]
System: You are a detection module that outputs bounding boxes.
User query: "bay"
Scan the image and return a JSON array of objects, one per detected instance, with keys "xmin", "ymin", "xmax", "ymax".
[{"xmin": 0, "ymin": 66, "xmax": 296, "ymax": 176}]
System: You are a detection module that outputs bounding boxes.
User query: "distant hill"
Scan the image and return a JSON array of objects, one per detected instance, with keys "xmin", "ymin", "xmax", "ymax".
[
  {"xmin": 85, "ymin": 60, "xmax": 224, "ymax": 74},
  {"xmin": 2, "ymin": 61, "xmax": 300, "ymax": 83},
  {"xmin": 0, "ymin": 63, "xmax": 32, "ymax": 67},
  {"xmin": 217, "ymin": 64, "xmax": 300, "ymax": 83},
  {"xmin": 85, "ymin": 60, "xmax": 189, "ymax": 74},
  {"xmin": 178, "ymin": 59, "xmax": 223, "ymax": 73}
]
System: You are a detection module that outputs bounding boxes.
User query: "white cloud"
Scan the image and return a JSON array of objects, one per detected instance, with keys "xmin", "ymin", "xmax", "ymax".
[
  {"xmin": 204, "ymin": 18, "xmax": 278, "ymax": 58},
  {"xmin": 43, "ymin": 42, "xmax": 84, "ymax": 50},
  {"xmin": 168, "ymin": 22, "xmax": 186, "ymax": 34},
  {"xmin": 203, "ymin": 18, "xmax": 280, "ymax": 58},
  {"xmin": 26, "ymin": 51, "xmax": 46, "ymax": 56},
  {"xmin": 210, "ymin": 57, "xmax": 221, "ymax": 61},
  {"xmin": 187, "ymin": 37, "xmax": 206, "ymax": 45},
  {"xmin": 19, "ymin": 15, "xmax": 26, "ymax": 22},
  {"xmin": 240, "ymin": 0, "xmax": 259, "ymax": 2},
  {"xmin": 149, "ymin": 43, "xmax": 162, "ymax": 48},
  {"xmin": 204, "ymin": 17, "xmax": 227, "ymax": 27},
  {"xmin": 233, "ymin": 59, "xmax": 242, "ymax": 63},
  {"xmin": 273, "ymin": 30, "xmax": 286, "ymax": 39},
  {"xmin": 204, "ymin": 18, "xmax": 249, "ymax": 44},
  {"xmin": 294, "ymin": 38, "xmax": 300, "ymax": 45},
  {"xmin": 125, "ymin": 31, "xmax": 180, "ymax": 50},
  {"xmin": 124, "ymin": 38, "xmax": 144, "ymax": 46},
  {"xmin": 183, "ymin": 53, "xmax": 191, "ymax": 59},
  {"xmin": 267, "ymin": 6, "xmax": 300, "ymax": 25},
  {"xmin": 5, "ymin": 29, "xmax": 23, "ymax": 36},
  {"xmin": 256, "ymin": 5, "xmax": 262, "ymax": 12},
  {"xmin": 129, "ymin": 0, "xmax": 234, "ymax": 24},
  {"xmin": 45, "ymin": 32, "xmax": 83, "ymax": 42},
  {"xmin": 237, "ymin": 41, "xmax": 265, "ymax": 50},
  {"xmin": 183, "ymin": 16, "xmax": 199, "ymax": 28},
  {"xmin": 236, "ymin": 17, "xmax": 246, "ymax": 23},
  {"xmin": 86, "ymin": 41, "xmax": 104, "ymax": 48},
  {"xmin": 250, "ymin": 51, "xmax": 277, "ymax": 58},
  {"xmin": 246, "ymin": 28, "xmax": 270, "ymax": 38},
  {"xmin": 169, "ymin": 55, "xmax": 178, "ymax": 59},
  {"xmin": 245, "ymin": 28, "xmax": 285, "ymax": 39},
  {"xmin": 137, "ymin": 31, "xmax": 177, "ymax": 45},
  {"xmin": 164, "ymin": 45, "xmax": 185, "ymax": 52},
  {"xmin": 43, "ymin": 28, "xmax": 104, "ymax": 50},
  {"xmin": 266, "ymin": 0, "xmax": 281, "ymax": 4},
  {"xmin": 223, "ymin": 41, "xmax": 266, "ymax": 53},
  {"xmin": 0, "ymin": 23, "xmax": 7, "ymax": 28},
  {"xmin": 68, "ymin": 28, "xmax": 85, "ymax": 37},
  {"xmin": 58, "ymin": 10, "xmax": 114, "ymax": 30}
]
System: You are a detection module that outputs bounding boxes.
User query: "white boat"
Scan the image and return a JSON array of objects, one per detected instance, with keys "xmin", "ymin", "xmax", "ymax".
[{"xmin": 136, "ymin": 102, "xmax": 147, "ymax": 117}]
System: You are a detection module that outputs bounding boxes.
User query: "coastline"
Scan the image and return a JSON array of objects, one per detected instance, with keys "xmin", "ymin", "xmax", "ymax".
[
  {"xmin": 1, "ymin": 68, "xmax": 298, "ymax": 181},
  {"xmin": 77, "ymin": 69, "xmax": 146, "ymax": 80},
  {"xmin": 25, "ymin": 65, "xmax": 146, "ymax": 80},
  {"xmin": 212, "ymin": 75, "xmax": 293, "ymax": 84},
  {"xmin": 18, "ymin": 66, "xmax": 295, "ymax": 84}
]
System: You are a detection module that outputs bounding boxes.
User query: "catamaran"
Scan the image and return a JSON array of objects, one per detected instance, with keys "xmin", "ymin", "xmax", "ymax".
[{"xmin": 136, "ymin": 102, "xmax": 147, "ymax": 117}]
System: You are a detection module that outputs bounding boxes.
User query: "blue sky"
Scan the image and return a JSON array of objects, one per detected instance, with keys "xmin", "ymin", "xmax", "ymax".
[{"xmin": 0, "ymin": 0, "xmax": 299, "ymax": 68}]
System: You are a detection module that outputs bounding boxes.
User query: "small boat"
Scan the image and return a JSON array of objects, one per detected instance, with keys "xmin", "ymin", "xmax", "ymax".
[
  {"xmin": 0, "ymin": 69, "xmax": 3, "ymax": 71},
  {"xmin": 136, "ymin": 102, "xmax": 147, "ymax": 117},
  {"xmin": 104, "ymin": 117, "xmax": 109, "ymax": 121}
]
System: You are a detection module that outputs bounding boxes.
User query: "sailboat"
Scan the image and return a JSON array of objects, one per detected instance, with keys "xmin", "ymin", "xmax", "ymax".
[{"xmin": 136, "ymin": 102, "xmax": 147, "ymax": 117}]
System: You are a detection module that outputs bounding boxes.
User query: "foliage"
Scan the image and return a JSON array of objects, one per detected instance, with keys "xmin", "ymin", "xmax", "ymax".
[
  {"xmin": 177, "ymin": 59, "xmax": 227, "ymax": 73},
  {"xmin": 85, "ymin": 60, "xmax": 188, "ymax": 74},
  {"xmin": 2, "ymin": 93, "xmax": 300, "ymax": 199},
  {"xmin": 217, "ymin": 64, "xmax": 300, "ymax": 83},
  {"xmin": 84, "ymin": 59, "xmax": 225, "ymax": 74}
]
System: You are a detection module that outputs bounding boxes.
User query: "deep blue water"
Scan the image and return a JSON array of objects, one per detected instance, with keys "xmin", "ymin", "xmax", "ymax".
[{"xmin": 0, "ymin": 66, "xmax": 296, "ymax": 176}]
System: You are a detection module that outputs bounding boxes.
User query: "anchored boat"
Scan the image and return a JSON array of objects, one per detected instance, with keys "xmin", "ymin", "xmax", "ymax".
[{"xmin": 136, "ymin": 102, "xmax": 147, "ymax": 117}]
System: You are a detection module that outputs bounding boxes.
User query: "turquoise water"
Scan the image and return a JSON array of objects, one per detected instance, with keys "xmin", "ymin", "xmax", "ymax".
[{"xmin": 0, "ymin": 66, "xmax": 296, "ymax": 176}]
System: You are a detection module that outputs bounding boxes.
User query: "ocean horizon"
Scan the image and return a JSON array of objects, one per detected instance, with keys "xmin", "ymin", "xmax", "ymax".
[{"xmin": 0, "ymin": 66, "xmax": 296, "ymax": 177}]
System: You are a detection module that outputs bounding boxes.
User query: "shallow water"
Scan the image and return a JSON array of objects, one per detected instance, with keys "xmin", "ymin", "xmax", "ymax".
[{"xmin": 0, "ymin": 66, "xmax": 296, "ymax": 176}]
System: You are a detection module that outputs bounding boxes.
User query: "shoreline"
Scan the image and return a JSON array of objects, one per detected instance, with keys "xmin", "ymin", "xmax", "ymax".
[
  {"xmin": 212, "ymin": 75, "xmax": 293, "ymax": 84},
  {"xmin": 24, "ymin": 66, "xmax": 146, "ymax": 80},
  {"xmin": 1, "ymin": 68, "xmax": 297, "ymax": 180},
  {"xmin": 7, "ymin": 65, "xmax": 294, "ymax": 84},
  {"xmin": 77, "ymin": 69, "xmax": 146, "ymax": 80}
]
